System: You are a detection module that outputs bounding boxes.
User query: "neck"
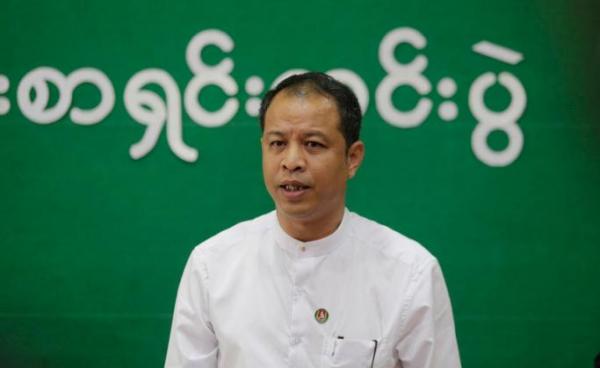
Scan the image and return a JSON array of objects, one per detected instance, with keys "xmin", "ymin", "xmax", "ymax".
[{"xmin": 276, "ymin": 207, "xmax": 345, "ymax": 242}]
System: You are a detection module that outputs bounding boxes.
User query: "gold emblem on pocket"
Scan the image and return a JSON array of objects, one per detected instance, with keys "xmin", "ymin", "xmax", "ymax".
[{"xmin": 314, "ymin": 308, "xmax": 329, "ymax": 323}]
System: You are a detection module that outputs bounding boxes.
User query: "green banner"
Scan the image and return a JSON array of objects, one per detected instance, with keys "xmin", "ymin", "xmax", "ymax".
[{"xmin": 1, "ymin": 0, "xmax": 598, "ymax": 366}]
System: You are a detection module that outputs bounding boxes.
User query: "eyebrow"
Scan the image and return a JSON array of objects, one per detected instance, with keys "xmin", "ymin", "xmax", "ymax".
[
  {"xmin": 304, "ymin": 131, "xmax": 328, "ymax": 141},
  {"xmin": 264, "ymin": 130, "xmax": 328, "ymax": 140},
  {"xmin": 264, "ymin": 131, "xmax": 285, "ymax": 138}
]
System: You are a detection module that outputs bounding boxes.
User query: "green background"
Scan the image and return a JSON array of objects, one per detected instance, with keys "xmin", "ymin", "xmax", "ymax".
[{"xmin": 1, "ymin": 0, "xmax": 599, "ymax": 366}]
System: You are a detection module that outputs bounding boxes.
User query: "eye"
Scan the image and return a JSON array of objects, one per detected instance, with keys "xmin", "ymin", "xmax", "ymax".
[
  {"xmin": 269, "ymin": 140, "xmax": 286, "ymax": 148},
  {"xmin": 305, "ymin": 141, "xmax": 325, "ymax": 149}
]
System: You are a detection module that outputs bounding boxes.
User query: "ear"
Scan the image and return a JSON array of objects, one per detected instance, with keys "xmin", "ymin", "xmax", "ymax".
[{"xmin": 346, "ymin": 140, "xmax": 365, "ymax": 179}]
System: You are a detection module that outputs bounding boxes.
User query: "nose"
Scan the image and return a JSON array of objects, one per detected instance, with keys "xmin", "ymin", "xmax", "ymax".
[{"xmin": 281, "ymin": 143, "xmax": 305, "ymax": 172}]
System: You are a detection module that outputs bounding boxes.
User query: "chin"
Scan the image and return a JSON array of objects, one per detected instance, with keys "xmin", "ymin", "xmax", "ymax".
[{"xmin": 276, "ymin": 203, "xmax": 316, "ymax": 220}]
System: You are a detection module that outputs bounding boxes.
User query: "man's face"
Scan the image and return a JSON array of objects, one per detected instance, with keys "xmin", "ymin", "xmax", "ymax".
[{"xmin": 261, "ymin": 91, "xmax": 364, "ymax": 224}]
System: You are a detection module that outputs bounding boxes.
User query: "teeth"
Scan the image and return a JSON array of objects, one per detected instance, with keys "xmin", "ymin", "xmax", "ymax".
[{"xmin": 284, "ymin": 184, "xmax": 304, "ymax": 191}]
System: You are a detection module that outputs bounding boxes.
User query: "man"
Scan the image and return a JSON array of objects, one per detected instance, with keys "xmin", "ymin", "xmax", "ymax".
[{"xmin": 165, "ymin": 72, "xmax": 461, "ymax": 368}]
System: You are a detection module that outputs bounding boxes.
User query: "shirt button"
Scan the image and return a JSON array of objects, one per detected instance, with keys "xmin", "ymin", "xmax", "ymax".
[{"xmin": 291, "ymin": 337, "xmax": 301, "ymax": 345}]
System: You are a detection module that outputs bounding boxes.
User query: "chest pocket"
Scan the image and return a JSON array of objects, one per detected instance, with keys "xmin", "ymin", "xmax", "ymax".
[{"xmin": 322, "ymin": 337, "xmax": 379, "ymax": 368}]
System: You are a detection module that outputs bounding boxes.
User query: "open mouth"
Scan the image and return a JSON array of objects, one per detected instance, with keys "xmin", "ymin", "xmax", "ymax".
[{"xmin": 280, "ymin": 184, "xmax": 310, "ymax": 192}]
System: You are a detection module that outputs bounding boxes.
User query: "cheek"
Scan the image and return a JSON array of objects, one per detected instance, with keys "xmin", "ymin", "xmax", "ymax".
[
  {"xmin": 262, "ymin": 157, "xmax": 279, "ymax": 183},
  {"xmin": 313, "ymin": 159, "xmax": 349, "ymax": 185}
]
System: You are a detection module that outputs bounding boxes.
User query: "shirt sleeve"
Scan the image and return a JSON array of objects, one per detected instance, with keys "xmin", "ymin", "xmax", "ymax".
[
  {"xmin": 394, "ymin": 259, "xmax": 461, "ymax": 368},
  {"xmin": 165, "ymin": 249, "xmax": 219, "ymax": 368}
]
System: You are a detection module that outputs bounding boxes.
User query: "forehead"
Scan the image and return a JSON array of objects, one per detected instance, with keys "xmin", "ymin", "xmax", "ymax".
[{"xmin": 263, "ymin": 91, "xmax": 341, "ymax": 133}]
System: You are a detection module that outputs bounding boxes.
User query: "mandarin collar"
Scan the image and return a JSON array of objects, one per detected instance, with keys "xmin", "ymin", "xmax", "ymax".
[{"xmin": 272, "ymin": 208, "xmax": 350, "ymax": 258}]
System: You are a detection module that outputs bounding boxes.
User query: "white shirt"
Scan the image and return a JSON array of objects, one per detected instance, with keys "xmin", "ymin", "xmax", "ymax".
[{"xmin": 165, "ymin": 209, "xmax": 461, "ymax": 368}]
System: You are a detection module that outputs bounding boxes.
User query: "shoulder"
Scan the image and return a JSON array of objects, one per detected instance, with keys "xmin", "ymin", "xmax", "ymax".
[
  {"xmin": 188, "ymin": 211, "xmax": 275, "ymax": 263},
  {"xmin": 346, "ymin": 210, "xmax": 437, "ymax": 271}
]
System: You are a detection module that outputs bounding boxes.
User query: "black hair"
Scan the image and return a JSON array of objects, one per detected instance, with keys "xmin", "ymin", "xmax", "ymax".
[{"xmin": 258, "ymin": 72, "xmax": 362, "ymax": 148}]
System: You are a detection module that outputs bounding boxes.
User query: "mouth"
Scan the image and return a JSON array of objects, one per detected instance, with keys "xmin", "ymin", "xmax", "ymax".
[
  {"xmin": 280, "ymin": 183, "xmax": 310, "ymax": 192},
  {"xmin": 278, "ymin": 181, "xmax": 311, "ymax": 200}
]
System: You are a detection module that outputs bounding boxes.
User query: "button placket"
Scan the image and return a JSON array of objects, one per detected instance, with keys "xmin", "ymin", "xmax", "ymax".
[
  {"xmin": 288, "ymin": 256, "xmax": 315, "ymax": 366},
  {"xmin": 292, "ymin": 287, "xmax": 302, "ymax": 302},
  {"xmin": 288, "ymin": 257, "xmax": 302, "ymax": 365}
]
